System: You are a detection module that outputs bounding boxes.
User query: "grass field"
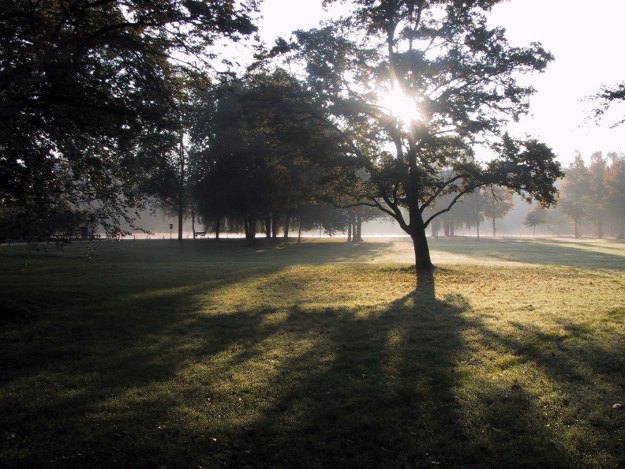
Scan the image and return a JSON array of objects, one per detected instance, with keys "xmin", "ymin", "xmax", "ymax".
[{"xmin": 1, "ymin": 238, "xmax": 625, "ymax": 467}]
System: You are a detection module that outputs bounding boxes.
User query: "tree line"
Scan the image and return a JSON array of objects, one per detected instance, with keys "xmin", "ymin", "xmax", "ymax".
[{"xmin": 2, "ymin": 0, "xmax": 623, "ymax": 285}]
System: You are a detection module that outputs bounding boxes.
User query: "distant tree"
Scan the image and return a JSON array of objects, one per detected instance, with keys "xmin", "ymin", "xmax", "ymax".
[
  {"xmin": 482, "ymin": 187, "xmax": 514, "ymax": 238},
  {"xmin": 0, "ymin": 0, "xmax": 257, "ymax": 239},
  {"xmin": 588, "ymin": 152, "xmax": 608, "ymax": 238},
  {"xmin": 269, "ymin": 0, "xmax": 562, "ymax": 283},
  {"xmin": 524, "ymin": 205, "xmax": 547, "ymax": 237},
  {"xmin": 605, "ymin": 153, "xmax": 625, "ymax": 239},
  {"xmin": 461, "ymin": 190, "xmax": 487, "ymax": 240},
  {"xmin": 560, "ymin": 155, "xmax": 591, "ymax": 239}
]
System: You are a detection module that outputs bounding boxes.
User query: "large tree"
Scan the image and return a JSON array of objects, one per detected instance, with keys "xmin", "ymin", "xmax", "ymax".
[
  {"xmin": 269, "ymin": 0, "xmax": 562, "ymax": 281},
  {"xmin": 0, "ymin": 0, "xmax": 257, "ymax": 238},
  {"xmin": 481, "ymin": 186, "xmax": 514, "ymax": 238}
]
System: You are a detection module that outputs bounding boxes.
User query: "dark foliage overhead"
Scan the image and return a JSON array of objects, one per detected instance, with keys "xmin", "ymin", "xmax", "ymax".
[{"xmin": 0, "ymin": 0, "xmax": 257, "ymax": 237}]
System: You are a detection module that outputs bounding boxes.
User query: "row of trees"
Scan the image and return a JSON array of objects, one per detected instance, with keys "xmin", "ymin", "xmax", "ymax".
[
  {"xmin": 557, "ymin": 152, "xmax": 625, "ymax": 239},
  {"xmin": 8, "ymin": 0, "xmax": 616, "ymax": 285}
]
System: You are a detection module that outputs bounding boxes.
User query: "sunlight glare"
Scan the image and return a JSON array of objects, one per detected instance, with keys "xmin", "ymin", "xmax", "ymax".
[{"xmin": 378, "ymin": 84, "xmax": 422, "ymax": 126}]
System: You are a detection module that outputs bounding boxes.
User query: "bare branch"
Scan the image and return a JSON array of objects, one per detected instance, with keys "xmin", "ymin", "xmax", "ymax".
[{"xmin": 423, "ymin": 183, "xmax": 484, "ymax": 227}]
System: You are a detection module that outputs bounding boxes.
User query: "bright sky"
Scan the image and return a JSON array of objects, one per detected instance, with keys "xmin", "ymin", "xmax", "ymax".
[{"xmin": 258, "ymin": 0, "xmax": 625, "ymax": 166}]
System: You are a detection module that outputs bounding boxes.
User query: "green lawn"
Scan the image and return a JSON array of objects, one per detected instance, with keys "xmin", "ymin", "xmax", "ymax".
[{"xmin": 1, "ymin": 238, "xmax": 625, "ymax": 467}]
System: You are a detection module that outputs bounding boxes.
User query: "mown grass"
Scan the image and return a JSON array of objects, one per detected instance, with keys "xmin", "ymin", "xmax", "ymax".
[{"xmin": 1, "ymin": 238, "xmax": 624, "ymax": 467}]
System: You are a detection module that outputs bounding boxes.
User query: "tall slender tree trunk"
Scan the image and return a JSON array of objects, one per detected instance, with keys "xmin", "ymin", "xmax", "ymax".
[
  {"xmin": 297, "ymin": 222, "xmax": 302, "ymax": 244},
  {"xmin": 431, "ymin": 222, "xmax": 439, "ymax": 238},
  {"xmin": 215, "ymin": 217, "xmax": 221, "ymax": 240},
  {"xmin": 177, "ymin": 128, "xmax": 185, "ymax": 241},
  {"xmin": 245, "ymin": 218, "xmax": 256, "ymax": 245},
  {"xmin": 271, "ymin": 215, "xmax": 278, "ymax": 239},
  {"xmin": 573, "ymin": 217, "xmax": 580, "ymax": 239},
  {"xmin": 476, "ymin": 220, "xmax": 480, "ymax": 241},
  {"xmin": 347, "ymin": 222, "xmax": 352, "ymax": 242},
  {"xmin": 284, "ymin": 213, "xmax": 291, "ymax": 239},
  {"xmin": 191, "ymin": 208, "xmax": 196, "ymax": 239},
  {"xmin": 492, "ymin": 217, "xmax": 496, "ymax": 238},
  {"xmin": 265, "ymin": 217, "xmax": 271, "ymax": 238}
]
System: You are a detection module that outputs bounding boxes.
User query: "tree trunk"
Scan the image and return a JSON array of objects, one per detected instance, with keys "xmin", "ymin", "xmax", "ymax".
[
  {"xmin": 265, "ymin": 217, "xmax": 271, "ymax": 238},
  {"xmin": 243, "ymin": 217, "xmax": 250, "ymax": 241},
  {"xmin": 284, "ymin": 213, "xmax": 291, "ymax": 239},
  {"xmin": 191, "ymin": 209, "xmax": 196, "ymax": 239},
  {"xmin": 431, "ymin": 221, "xmax": 439, "ymax": 238},
  {"xmin": 347, "ymin": 222, "xmax": 352, "ymax": 242},
  {"xmin": 573, "ymin": 217, "xmax": 580, "ymax": 239},
  {"xmin": 297, "ymin": 222, "xmax": 302, "ymax": 244},
  {"xmin": 215, "ymin": 217, "xmax": 221, "ymax": 240},
  {"xmin": 355, "ymin": 215, "xmax": 362, "ymax": 242},
  {"xmin": 245, "ymin": 218, "xmax": 256, "ymax": 245},
  {"xmin": 492, "ymin": 217, "xmax": 496, "ymax": 238},
  {"xmin": 271, "ymin": 215, "xmax": 278, "ymax": 239},
  {"xmin": 476, "ymin": 220, "xmax": 480, "ymax": 241},
  {"xmin": 411, "ymin": 222, "xmax": 433, "ymax": 273},
  {"xmin": 178, "ymin": 128, "xmax": 185, "ymax": 241}
]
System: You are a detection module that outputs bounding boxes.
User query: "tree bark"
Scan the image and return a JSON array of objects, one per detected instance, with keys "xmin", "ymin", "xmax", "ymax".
[
  {"xmin": 411, "ymin": 227, "xmax": 433, "ymax": 272},
  {"xmin": 573, "ymin": 217, "xmax": 580, "ymax": 239},
  {"xmin": 476, "ymin": 220, "xmax": 480, "ymax": 241},
  {"xmin": 271, "ymin": 215, "xmax": 278, "ymax": 239},
  {"xmin": 492, "ymin": 217, "xmax": 496, "ymax": 238},
  {"xmin": 410, "ymin": 210, "xmax": 434, "ymax": 273},
  {"xmin": 347, "ymin": 222, "xmax": 352, "ymax": 242},
  {"xmin": 297, "ymin": 222, "xmax": 302, "ymax": 244}
]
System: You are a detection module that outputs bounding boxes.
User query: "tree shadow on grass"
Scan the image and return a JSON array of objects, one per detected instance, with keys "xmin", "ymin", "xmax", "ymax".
[
  {"xmin": 214, "ymin": 274, "xmax": 572, "ymax": 468},
  {"xmin": 2, "ymin": 267, "xmax": 622, "ymax": 466}
]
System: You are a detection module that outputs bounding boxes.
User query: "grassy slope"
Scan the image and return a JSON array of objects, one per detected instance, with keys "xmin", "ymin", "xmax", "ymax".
[{"xmin": 1, "ymin": 238, "xmax": 624, "ymax": 467}]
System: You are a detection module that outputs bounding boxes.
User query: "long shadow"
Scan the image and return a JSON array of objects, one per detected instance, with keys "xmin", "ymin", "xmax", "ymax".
[
  {"xmin": 215, "ymin": 278, "xmax": 571, "ymax": 468},
  {"xmin": 430, "ymin": 237, "xmax": 625, "ymax": 270}
]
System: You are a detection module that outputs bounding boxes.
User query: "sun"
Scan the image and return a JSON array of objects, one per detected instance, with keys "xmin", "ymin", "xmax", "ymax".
[{"xmin": 377, "ymin": 84, "xmax": 422, "ymax": 126}]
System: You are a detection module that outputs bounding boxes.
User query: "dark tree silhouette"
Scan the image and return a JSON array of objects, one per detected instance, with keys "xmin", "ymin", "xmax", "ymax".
[{"xmin": 0, "ymin": 0, "xmax": 257, "ymax": 239}]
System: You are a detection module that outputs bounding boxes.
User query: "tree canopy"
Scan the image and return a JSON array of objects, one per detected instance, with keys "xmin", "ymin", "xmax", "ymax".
[{"xmin": 0, "ymin": 0, "xmax": 258, "ymax": 238}]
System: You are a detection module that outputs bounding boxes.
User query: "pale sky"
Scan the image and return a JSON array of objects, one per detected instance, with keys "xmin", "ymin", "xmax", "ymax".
[{"xmin": 258, "ymin": 0, "xmax": 625, "ymax": 166}]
